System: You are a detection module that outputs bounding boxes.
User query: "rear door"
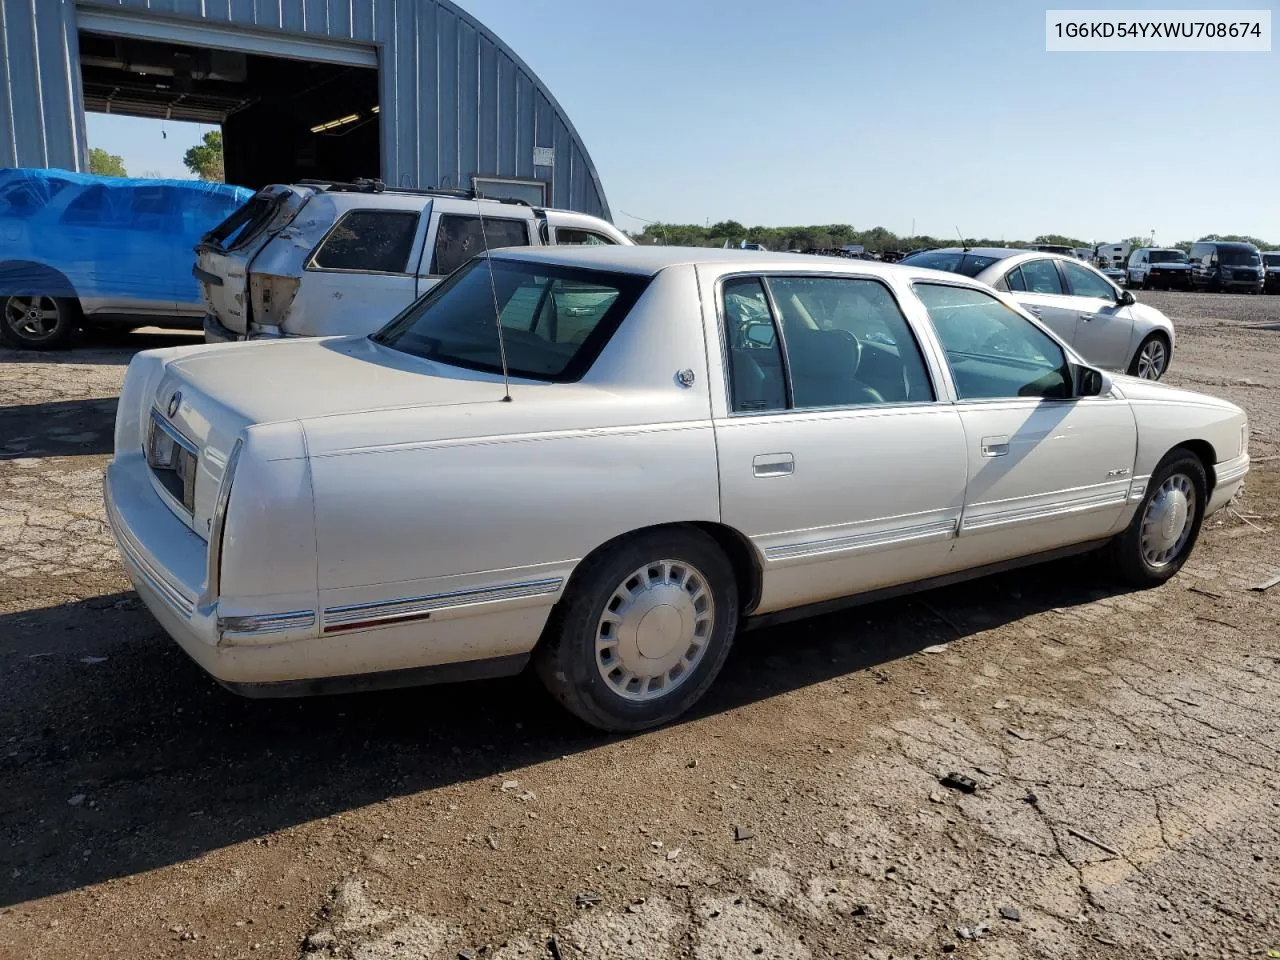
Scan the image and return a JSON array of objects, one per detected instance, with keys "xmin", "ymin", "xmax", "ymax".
[
  {"xmin": 1004, "ymin": 258, "xmax": 1078, "ymax": 344},
  {"xmin": 282, "ymin": 206, "xmax": 427, "ymax": 337},
  {"xmin": 417, "ymin": 204, "xmax": 536, "ymax": 291},
  {"xmin": 194, "ymin": 184, "xmax": 310, "ymax": 335},
  {"xmin": 1059, "ymin": 259, "xmax": 1135, "ymax": 371}
]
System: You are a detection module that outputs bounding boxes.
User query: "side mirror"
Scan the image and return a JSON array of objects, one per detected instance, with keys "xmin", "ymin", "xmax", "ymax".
[
  {"xmin": 743, "ymin": 320, "xmax": 777, "ymax": 348},
  {"xmin": 1076, "ymin": 364, "xmax": 1112, "ymax": 398},
  {"xmin": 1117, "ymin": 289, "xmax": 1135, "ymax": 305}
]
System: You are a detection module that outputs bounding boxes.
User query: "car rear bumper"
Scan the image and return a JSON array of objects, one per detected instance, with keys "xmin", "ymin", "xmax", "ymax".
[{"xmin": 202, "ymin": 313, "xmax": 242, "ymax": 343}]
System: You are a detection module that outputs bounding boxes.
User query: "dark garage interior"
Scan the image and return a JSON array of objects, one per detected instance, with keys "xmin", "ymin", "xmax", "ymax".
[{"xmin": 78, "ymin": 31, "xmax": 380, "ymax": 189}]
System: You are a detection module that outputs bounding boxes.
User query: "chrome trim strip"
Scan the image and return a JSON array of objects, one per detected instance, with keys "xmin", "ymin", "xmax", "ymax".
[
  {"xmin": 962, "ymin": 488, "xmax": 1128, "ymax": 532},
  {"xmin": 218, "ymin": 610, "xmax": 316, "ymax": 639},
  {"xmin": 1128, "ymin": 476, "xmax": 1151, "ymax": 502},
  {"xmin": 764, "ymin": 518, "xmax": 957, "ymax": 562},
  {"xmin": 322, "ymin": 577, "xmax": 564, "ymax": 633},
  {"xmin": 104, "ymin": 478, "xmax": 197, "ymax": 620}
]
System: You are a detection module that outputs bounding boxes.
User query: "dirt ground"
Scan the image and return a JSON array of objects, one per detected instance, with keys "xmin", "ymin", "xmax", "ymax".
[{"xmin": 1, "ymin": 294, "xmax": 1278, "ymax": 960}]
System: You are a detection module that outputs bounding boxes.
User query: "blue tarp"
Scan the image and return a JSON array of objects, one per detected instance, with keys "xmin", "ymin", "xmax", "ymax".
[{"xmin": 0, "ymin": 168, "xmax": 252, "ymax": 309}]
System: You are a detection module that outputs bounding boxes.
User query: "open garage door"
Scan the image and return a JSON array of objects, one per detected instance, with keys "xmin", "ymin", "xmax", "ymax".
[{"xmin": 76, "ymin": 10, "xmax": 380, "ymax": 189}]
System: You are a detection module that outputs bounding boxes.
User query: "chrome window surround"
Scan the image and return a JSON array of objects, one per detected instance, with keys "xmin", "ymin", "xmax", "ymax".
[{"xmin": 712, "ymin": 271, "xmax": 949, "ymax": 419}]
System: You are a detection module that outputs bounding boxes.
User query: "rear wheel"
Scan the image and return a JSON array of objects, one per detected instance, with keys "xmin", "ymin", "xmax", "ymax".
[
  {"xmin": 1105, "ymin": 448, "xmax": 1207, "ymax": 587},
  {"xmin": 1129, "ymin": 333, "xmax": 1169, "ymax": 380},
  {"xmin": 534, "ymin": 528, "xmax": 739, "ymax": 732},
  {"xmin": 0, "ymin": 294, "xmax": 79, "ymax": 350}
]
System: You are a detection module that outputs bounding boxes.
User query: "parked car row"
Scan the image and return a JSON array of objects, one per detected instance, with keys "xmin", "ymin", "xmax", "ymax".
[{"xmin": 104, "ymin": 245, "xmax": 1251, "ymax": 730}]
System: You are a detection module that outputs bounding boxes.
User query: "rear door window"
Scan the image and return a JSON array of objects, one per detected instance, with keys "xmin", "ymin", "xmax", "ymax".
[
  {"xmin": 556, "ymin": 227, "xmax": 615, "ymax": 245},
  {"xmin": 311, "ymin": 210, "xmax": 420, "ymax": 273},
  {"xmin": 1005, "ymin": 266, "xmax": 1027, "ymax": 292},
  {"xmin": 430, "ymin": 214, "xmax": 531, "ymax": 276},
  {"xmin": 1018, "ymin": 259, "xmax": 1065, "ymax": 295}
]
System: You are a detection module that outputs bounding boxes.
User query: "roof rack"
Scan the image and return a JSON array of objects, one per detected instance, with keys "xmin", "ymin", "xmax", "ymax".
[{"xmin": 295, "ymin": 178, "xmax": 535, "ymax": 208}]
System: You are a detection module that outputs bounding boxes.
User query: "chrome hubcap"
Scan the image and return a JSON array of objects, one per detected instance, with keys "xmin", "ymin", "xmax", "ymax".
[
  {"xmin": 4, "ymin": 295, "xmax": 60, "ymax": 340},
  {"xmin": 595, "ymin": 559, "xmax": 715, "ymax": 701},
  {"xmin": 1137, "ymin": 339, "xmax": 1167, "ymax": 380},
  {"xmin": 1140, "ymin": 473, "xmax": 1195, "ymax": 567}
]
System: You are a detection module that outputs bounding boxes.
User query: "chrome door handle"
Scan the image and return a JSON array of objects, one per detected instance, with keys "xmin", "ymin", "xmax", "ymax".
[
  {"xmin": 980, "ymin": 436, "xmax": 1010, "ymax": 458},
  {"xmin": 753, "ymin": 453, "xmax": 795, "ymax": 477},
  {"xmin": 1027, "ymin": 307, "xmax": 1042, "ymax": 317},
  {"xmin": 1079, "ymin": 313, "xmax": 1098, "ymax": 321}
]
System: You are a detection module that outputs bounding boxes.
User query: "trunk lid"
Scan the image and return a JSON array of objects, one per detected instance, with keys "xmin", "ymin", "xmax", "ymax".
[{"xmin": 194, "ymin": 184, "xmax": 312, "ymax": 336}]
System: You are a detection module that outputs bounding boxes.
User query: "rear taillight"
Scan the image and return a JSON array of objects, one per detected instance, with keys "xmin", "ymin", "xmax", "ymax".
[{"xmin": 249, "ymin": 273, "xmax": 300, "ymax": 328}]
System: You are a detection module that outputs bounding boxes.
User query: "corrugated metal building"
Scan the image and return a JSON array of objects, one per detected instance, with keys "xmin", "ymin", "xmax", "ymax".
[{"xmin": 0, "ymin": 0, "xmax": 610, "ymax": 218}]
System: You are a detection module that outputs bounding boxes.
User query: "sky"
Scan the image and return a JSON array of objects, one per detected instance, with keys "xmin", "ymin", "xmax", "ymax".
[{"xmin": 87, "ymin": 0, "xmax": 1277, "ymax": 244}]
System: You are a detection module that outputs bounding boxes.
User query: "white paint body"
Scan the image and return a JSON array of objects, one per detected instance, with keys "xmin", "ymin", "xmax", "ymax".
[{"xmin": 105, "ymin": 247, "xmax": 1250, "ymax": 693}]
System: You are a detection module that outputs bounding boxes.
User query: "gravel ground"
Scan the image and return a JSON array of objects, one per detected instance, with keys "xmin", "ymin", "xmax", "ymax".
[{"xmin": 1, "ymin": 296, "xmax": 1278, "ymax": 960}]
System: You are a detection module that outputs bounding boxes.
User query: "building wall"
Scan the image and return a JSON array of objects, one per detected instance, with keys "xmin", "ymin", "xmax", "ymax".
[{"xmin": 0, "ymin": 0, "xmax": 610, "ymax": 218}]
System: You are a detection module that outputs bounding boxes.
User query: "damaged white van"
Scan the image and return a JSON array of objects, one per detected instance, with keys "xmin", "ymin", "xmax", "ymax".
[{"xmin": 195, "ymin": 179, "xmax": 631, "ymax": 342}]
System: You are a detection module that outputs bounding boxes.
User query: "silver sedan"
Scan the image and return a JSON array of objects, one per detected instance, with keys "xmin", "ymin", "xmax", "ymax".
[{"xmin": 901, "ymin": 248, "xmax": 1175, "ymax": 380}]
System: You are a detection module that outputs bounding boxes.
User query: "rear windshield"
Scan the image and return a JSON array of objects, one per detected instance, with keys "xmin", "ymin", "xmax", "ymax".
[
  {"xmin": 202, "ymin": 189, "xmax": 290, "ymax": 251},
  {"xmin": 1219, "ymin": 247, "xmax": 1261, "ymax": 266},
  {"xmin": 373, "ymin": 258, "xmax": 651, "ymax": 382},
  {"xmin": 1149, "ymin": 250, "xmax": 1187, "ymax": 263},
  {"xmin": 899, "ymin": 251, "xmax": 1003, "ymax": 277}
]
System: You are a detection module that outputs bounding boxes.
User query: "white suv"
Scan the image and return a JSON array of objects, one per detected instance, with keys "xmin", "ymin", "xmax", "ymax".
[{"xmin": 196, "ymin": 179, "xmax": 631, "ymax": 342}]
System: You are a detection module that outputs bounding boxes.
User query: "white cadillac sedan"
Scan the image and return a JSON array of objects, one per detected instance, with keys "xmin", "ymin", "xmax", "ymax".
[
  {"xmin": 104, "ymin": 247, "xmax": 1249, "ymax": 731},
  {"xmin": 899, "ymin": 248, "xmax": 1177, "ymax": 381}
]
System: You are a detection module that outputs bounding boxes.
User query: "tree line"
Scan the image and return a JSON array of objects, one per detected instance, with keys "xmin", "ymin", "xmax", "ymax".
[{"xmin": 628, "ymin": 222, "xmax": 1277, "ymax": 254}]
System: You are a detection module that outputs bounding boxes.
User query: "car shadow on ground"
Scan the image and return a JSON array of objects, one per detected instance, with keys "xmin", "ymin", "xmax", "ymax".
[
  {"xmin": 0, "ymin": 397, "xmax": 118, "ymax": 457},
  {"xmin": 0, "ymin": 328, "xmax": 202, "ymax": 367},
  {"xmin": 0, "ymin": 553, "xmax": 1133, "ymax": 907}
]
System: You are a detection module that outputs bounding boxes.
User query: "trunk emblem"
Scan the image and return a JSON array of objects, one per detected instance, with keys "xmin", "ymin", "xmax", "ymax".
[{"xmin": 168, "ymin": 392, "xmax": 182, "ymax": 418}]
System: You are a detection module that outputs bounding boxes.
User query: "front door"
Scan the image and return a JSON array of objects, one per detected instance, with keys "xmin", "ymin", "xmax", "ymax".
[
  {"xmin": 911, "ymin": 281, "xmax": 1138, "ymax": 568},
  {"xmin": 1059, "ymin": 259, "xmax": 1136, "ymax": 371},
  {"xmin": 708, "ymin": 271, "xmax": 969, "ymax": 615}
]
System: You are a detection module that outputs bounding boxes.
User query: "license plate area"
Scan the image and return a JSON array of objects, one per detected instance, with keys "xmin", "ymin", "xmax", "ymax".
[{"xmin": 147, "ymin": 410, "xmax": 199, "ymax": 514}]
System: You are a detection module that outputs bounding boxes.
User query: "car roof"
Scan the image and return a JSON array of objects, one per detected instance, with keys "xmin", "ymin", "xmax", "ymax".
[
  {"xmin": 1194, "ymin": 240, "xmax": 1256, "ymax": 248},
  {"xmin": 489, "ymin": 244, "xmax": 973, "ymax": 280}
]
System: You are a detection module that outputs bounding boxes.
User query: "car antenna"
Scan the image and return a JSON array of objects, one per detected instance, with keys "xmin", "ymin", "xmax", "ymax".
[
  {"xmin": 956, "ymin": 226, "xmax": 970, "ymax": 253},
  {"xmin": 474, "ymin": 196, "xmax": 513, "ymax": 402}
]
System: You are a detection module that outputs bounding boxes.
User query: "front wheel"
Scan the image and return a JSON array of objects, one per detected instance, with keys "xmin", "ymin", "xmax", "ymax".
[
  {"xmin": 1104, "ymin": 449, "xmax": 1207, "ymax": 587},
  {"xmin": 534, "ymin": 528, "xmax": 739, "ymax": 732},
  {"xmin": 0, "ymin": 294, "xmax": 79, "ymax": 350},
  {"xmin": 1129, "ymin": 333, "xmax": 1169, "ymax": 380}
]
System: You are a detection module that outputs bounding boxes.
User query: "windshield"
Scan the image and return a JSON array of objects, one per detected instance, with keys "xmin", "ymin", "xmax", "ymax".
[
  {"xmin": 1149, "ymin": 250, "xmax": 1187, "ymax": 264},
  {"xmin": 899, "ymin": 250, "xmax": 1003, "ymax": 278},
  {"xmin": 372, "ymin": 258, "xmax": 651, "ymax": 382},
  {"xmin": 1265, "ymin": 254, "xmax": 1280, "ymax": 268},
  {"xmin": 1219, "ymin": 247, "xmax": 1261, "ymax": 266}
]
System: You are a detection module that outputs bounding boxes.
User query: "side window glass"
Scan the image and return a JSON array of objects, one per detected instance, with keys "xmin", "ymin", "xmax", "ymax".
[
  {"xmin": 60, "ymin": 185, "xmax": 112, "ymax": 226},
  {"xmin": 1005, "ymin": 266, "xmax": 1027, "ymax": 292},
  {"xmin": 313, "ymin": 210, "xmax": 419, "ymax": 273},
  {"xmin": 1061, "ymin": 260, "xmax": 1116, "ymax": 299},
  {"xmin": 556, "ymin": 227, "xmax": 614, "ymax": 245},
  {"xmin": 1018, "ymin": 259, "xmax": 1064, "ymax": 295},
  {"xmin": 766, "ymin": 276, "xmax": 934, "ymax": 406},
  {"xmin": 722, "ymin": 277, "xmax": 786, "ymax": 413},
  {"xmin": 913, "ymin": 283, "xmax": 1072, "ymax": 401},
  {"xmin": 431, "ymin": 214, "xmax": 530, "ymax": 276}
]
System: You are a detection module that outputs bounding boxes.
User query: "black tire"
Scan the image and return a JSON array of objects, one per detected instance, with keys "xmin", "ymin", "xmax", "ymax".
[
  {"xmin": 1104, "ymin": 448, "xmax": 1208, "ymax": 588},
  {"xmin": 1128, "ymin": 332, "xmax": 1170, "ymax": 381},
  {"xmin": 0, "ymin": 294, "xmax": 80, "ymax": 350},
  {"xmin": 534, "ymin": 527, "xmax": 739, "ymax": 732}
]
